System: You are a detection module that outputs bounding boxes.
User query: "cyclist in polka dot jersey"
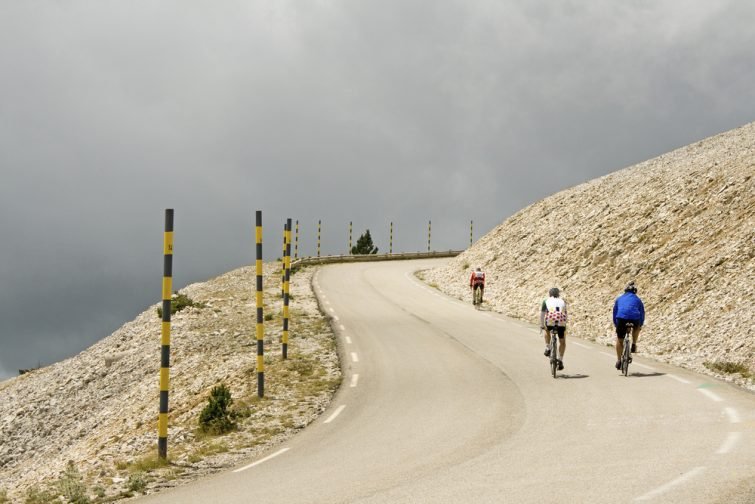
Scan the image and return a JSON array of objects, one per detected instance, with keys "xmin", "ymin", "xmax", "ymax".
[{"xmin": 540, "ymin": 287, "xmax": 568, "ymax": 370}]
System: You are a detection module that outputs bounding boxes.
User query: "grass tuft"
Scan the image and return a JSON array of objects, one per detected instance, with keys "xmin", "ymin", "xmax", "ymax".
[{"xmin": 703, "ymin": 360, "xmax": 752, "ymax": 378}]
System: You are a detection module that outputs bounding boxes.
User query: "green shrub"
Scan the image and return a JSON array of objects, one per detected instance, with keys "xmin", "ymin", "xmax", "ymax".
[
  {"xmin": 58, "ymin": 461, "xmax": 90, "ymax": 504},
  {"xmin": 264, "ymin": 313, "xmax": 274, "ymax": 321},
  {"xmin": 199, "ymin": 384, "xmax": 237, "ymax": 435},
  {"xmin": 127, "ymin": 473, "xmax": 146, "ymax": 494},
  {"xmin": 25, "ymin": 486, "xmax": 56, "ymax": 504},
  {"xmin": 0, "ymin": 489, "xmax": 9, "ymax": 504},
  {"xmin": 156, "ymin": 292, "xmax": 205, "ymax": 318},
  {"xmin": 703, "ymin": 361, "xmax": 752, "ymax": 378}
]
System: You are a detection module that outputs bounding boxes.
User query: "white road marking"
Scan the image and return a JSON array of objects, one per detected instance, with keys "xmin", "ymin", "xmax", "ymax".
[
  {"xmin": 698, "ymin": 388, "xmax": 724, "ymax": 402},
  {"xmin": 633, "ymin": 362, "xmax": 655, "ymax": 371},
  {"xmin": 725, "ymin": 407, "xmax": 741, "ymax": 424},
  {"xmin": 345, "ymin": 336, "xmax": 352, "ymax": 344},
  {"xmin": 667, "ymin": 374, "xmax": 691, "ymax": 384},
  {"xmin": 572, "ymin": 342, "xmax": 591, "ymax": 349},
  {"xmin": 634, "ymin": 466, "xmax": 705, "ymax": 501},
  {"xmin": 339, "ymin": 324, "xmax": 345, "ymax": 331},
  {"xmin": 350, "ymin": 374, "xmax": 359, "ymax": 387},
  {"xmin": 324, "ymin": 300, "xmax": 330, "ymax": 305},
  {"xmin": 329, "ymin": 307, "xmax": 335, "ymax": 313},
  {"xmin": 599, "ymin": 351, "xmax": 616, "ymax": 358},
  {"xmin": 716, "ymin": 432, "xmax": 742, "ymax": 454},
  {"xmin": 351, "ymin": 352, "xmax": 359, "ymax": 362},
  {"xmin": 334, "ymin": 316, "xmax": 340, "ymax": 321},
  {"xmin": 324, "ymin": 405, "xmax": 346, "ymax": 424},
  {"xmin": 233, "ymin": 448, "xmax": 290, "ymax": 473}
]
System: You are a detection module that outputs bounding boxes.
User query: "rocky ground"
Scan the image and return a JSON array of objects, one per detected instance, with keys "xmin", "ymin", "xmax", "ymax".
[
  {"xmin": 422, "ymin": 121, "xmax": 755, "ymax": 391},
  {"xmin": 0, "ymin": 263, "xmax": 340, "ymax": 503}
]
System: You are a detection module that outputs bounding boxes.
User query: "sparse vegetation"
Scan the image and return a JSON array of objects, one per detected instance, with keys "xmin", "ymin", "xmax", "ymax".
[
  {"xmin": 703, "ymin": 361, "xmax": 752, "ymax": 379},
  {"xmin": 198, "ymin": 384, "xmax": 237, "ymax": 435},
  {"xmin": 265, "ymin": 313, "xmax": 274, "ymax": 321},
  {"xmin": 0, "ymin": 489, "xmax": 8, "ymax": 504},
  {"xmin": 156, "ymin": 292, "xmax": 206, "ymax": 318},
  {"xmin": 57, "ymin": 461, "xmax": 90, "ymax": 504},
  {"xmin": 127, "ymin": 472, "xmax": 146, "ymax": 494},
  {"xmin": 461, "ymin": 261, "xmax": 470, "ymax": 270},
  {"xmin": 25, "ymin": 486, "xmax": 56, "ymax": 504}
]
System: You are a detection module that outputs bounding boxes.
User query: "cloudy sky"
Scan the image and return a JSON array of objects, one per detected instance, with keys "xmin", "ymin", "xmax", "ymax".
[{"xmin": 1, "ymin": 0, "xmax": 754, "ymax": 379}]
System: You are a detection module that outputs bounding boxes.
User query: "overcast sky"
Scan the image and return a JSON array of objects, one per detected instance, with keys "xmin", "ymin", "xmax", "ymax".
[{"xmin": 1, "ymin": 1, "xmax": 754, "ymax": 379}]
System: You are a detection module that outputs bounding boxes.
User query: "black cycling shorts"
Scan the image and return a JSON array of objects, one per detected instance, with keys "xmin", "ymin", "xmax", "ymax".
[
  {"xmin": 616, "ymin": 318, "xmax": 642, "ymax": 338},
  {"xmin": 545, "ymin": 325, "xmax": 565, "ymax": 339}
]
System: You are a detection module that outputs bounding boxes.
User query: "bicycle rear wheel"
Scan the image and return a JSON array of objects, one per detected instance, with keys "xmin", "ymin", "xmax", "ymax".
[
  {"xmin": 622, "ymin": 336, "xmax": 630, "ymax": 376},
  {"xmin": 550, "ymin": 332, "xmax": 558, "ymax": 378}
]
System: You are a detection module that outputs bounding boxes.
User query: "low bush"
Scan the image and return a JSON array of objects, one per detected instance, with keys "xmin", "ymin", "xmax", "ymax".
[
  {"xmin": 703, "ymin": 361, "xmax": 752, "ymax": 378},
  {"xmin": 157, "ymin": 292, "xmax": 205, "ymax": 318},
  {"xmin": 199, "ymin": 384, "xmax": 237, "ymax": 435},
  {"xmin": 58, "ymin": 461, "xmax": 90, "ymax": 504}
]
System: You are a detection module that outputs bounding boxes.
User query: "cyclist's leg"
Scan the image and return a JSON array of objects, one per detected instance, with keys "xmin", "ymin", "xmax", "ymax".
[
  {"xmin": 558, "ymin": 327, "xmax": 566, "ymax": 358},
  {"xmin": 479, "ymin": 285, "xmax": 484, "ymax": 303},
  {"xmin": 614, "ymin": 320, "xmax": 624, "ymax": 366},
  {"xmin": 632, "ymin": 324, "xmax": 642, "ymax": 347},
  {"xmin": 543, "ymin": 327, "xmax": 551, "ymax": 356}
]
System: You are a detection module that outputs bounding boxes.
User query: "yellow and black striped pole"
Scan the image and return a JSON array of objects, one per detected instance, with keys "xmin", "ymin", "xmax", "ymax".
[
  {"xmin": 390, "ymin": 221, "xmax": 393, "ymax": 254},
  {"xmin": 158, "ymin": 208, "xmax": 173, "ymax": 460},
  {"xmin": 470, "ymin": 220, "xmax": 473, "ymax": 247},
  {"xmin": 294, "ymin": 220, "xmax": 299, "ymax": 259},
  {"xmin": 427, "ymin": 220, "xmax": 431, "ymax": 252},
  {"xmin": 255, "ymin": 210, "xmax": 264, "ymax": 398},
  {"xmin": 348, "ymin": 221, "xmax": 352, "ymax": 254},
  {"xmin": 281, "ymin": 223, "xmax": 286, "ymax": 297},
  {"xmin": 283, "ymin": 218, "xmax": 292, "ymax": 359},
  {"xmin": 317, "ymin": 219, "xmax": 321, "ymax": 258}
]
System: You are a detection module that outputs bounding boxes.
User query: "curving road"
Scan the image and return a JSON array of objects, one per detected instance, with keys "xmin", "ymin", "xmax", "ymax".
[{"xmin": 139, "ymin": 259, "xmax": 755, "ymax": 503}]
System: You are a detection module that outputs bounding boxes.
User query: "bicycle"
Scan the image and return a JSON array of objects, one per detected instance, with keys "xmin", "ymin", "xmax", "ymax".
[
  {"xmin": 620, "ymin": 322, "xmax": 634, "ymax": 376},
  {"xmin": 548, "ymin": 326, "xmax": 560, "ymax": 378},
  {"xmin": 472, "ymin": 285, "xmax": 483, "ymax": 308}
]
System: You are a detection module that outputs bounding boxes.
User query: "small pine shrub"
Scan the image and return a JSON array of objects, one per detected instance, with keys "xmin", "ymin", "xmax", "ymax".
[
  {"xmin": 264, "ymin": 313, "xmax": 274, "ymax": 321},
  {"xmin": 157, "ymin": 292, "xmax": 205, "ymax": 318},
  {"xmin": 199, "ymin": 384, "xmax": 237, "ymax": 435}
]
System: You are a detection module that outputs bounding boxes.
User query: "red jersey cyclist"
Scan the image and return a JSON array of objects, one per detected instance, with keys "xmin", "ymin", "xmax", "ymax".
[{"xmin": 469, "ymin": 267, "xmax": 485, "ymax": 305}]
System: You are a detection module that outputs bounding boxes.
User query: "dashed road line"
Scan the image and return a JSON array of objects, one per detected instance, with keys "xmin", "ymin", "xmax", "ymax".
[
  {"xmin": 334, "ymin": 316, "xmax": 340, "ymax": 321},
  {"xmin": 324, "ymin": 405, "xmax": 346, "ymax": 424},
  {"xmin": 233, "ymin": 448, "xmax": 290, "ymax": 473},
  {"xmin": 716, "ymin": 432, "xmax": 741, "ymax": 454},
  {"xmin": 634, "ymin": 466, "xmax": 705, "ymax": 501},
  {"xmin": 329, "ymin": 307, "xmax": 335, "ymax": 313},
  {"xmin": 339, "ymin": 324, "xmax": 345, "ymax": 331},
  {"xmin": 698, "ymin": 388, "xmax": 724, "ymax": 402},
  {"xmin": 345, "ymin": 336, "xmax": 352, "ymax": 344},
  {"xmin": 572, "ymin": 342, "xmax": 591, "ymax": 349},
  {"xmin": 599, "ymin": 351, "xmax": 615, "ymax": 358},
  {"xmin": 725, "ymin": 407, "xmax": 741, "ymax": 424},
  {"xmin": 351, "ymin": 352, "xmax": 359, "ymax": 362},
  {"xmin": 667, "ymin": 374, "xmax": 691, "ymax": 384},
  {"xmin": 350, "ymin": 374, "xmax": 359, "ymax": 387},
  {"xmin": 633, "ymin": 362, "xmax": 656, "ymax": 371}
]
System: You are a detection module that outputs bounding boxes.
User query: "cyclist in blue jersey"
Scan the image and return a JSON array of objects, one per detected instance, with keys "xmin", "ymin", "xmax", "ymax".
[{"xmin": 613, "ymin": 281, "xmax": 645, "ymax": 370}]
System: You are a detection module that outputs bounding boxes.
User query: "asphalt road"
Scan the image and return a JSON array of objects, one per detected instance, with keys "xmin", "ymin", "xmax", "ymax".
[{"xmin": 138, "ymin": 259, "xmax": 755, "ymax": 503}]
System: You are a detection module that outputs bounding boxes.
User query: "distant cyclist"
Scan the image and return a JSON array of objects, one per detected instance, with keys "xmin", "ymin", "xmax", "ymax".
[
  {"xmin": 469, "ymin": 267, "xmax": 485, "ymax": 305},
  {"xmin": 613, "ymin": 281, "xmax": 645, "ymax": 370},
  {"xmin": 540, "ymin": 287, "xmax": 567, "ymax": 370}
]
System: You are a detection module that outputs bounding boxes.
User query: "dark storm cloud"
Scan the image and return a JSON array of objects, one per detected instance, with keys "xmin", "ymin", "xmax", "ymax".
[{"xmin": 2, "ymin": 0, "xmax": 754, "ymax": 378}]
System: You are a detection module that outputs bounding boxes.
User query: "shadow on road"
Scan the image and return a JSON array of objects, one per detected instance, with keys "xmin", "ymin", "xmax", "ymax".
[
  {"xmin": 626, "ymin": 372, "xmax": 666, "ymax": 378},
  {"xmin": 558, "ymin": 374, "xmax": 589, "ymax": 379}
]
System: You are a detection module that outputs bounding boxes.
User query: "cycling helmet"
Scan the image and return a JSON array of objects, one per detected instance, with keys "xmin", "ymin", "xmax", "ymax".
[
  {"xmin": 475, "ymin": 267, "xmax": 482, "ymax": 272},
  {"xmin": 548, "ymin": 287, "xmax": 560, "ymax": 297},
  {"xmin": 624, "ymin": 281, "xmax": 637, "ymax": 294}
]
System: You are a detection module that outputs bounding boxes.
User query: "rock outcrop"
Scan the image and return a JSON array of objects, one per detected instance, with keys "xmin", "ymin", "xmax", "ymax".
[{"xmin": 423, "ymin": 121, "xmax": 754, "ymax": 390}]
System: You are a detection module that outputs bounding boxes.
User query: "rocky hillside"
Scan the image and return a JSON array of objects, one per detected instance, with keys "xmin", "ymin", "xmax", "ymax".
[
  {"xmin": 0, "ymin": 263, "xmax": 340, "ymax": 503},
  {"xmin": 424, "ymin": 122, "xmax": 754, "ymax": 390}
]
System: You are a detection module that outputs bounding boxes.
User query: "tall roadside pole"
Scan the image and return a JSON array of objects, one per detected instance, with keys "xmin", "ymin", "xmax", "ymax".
[
  {"xmin": 281, "ymin": 223, "xmax": 286, "ymax": 297},
  {"xmin": 282, "ymin": 218, "xmax": 292, "ymax": 359},
  {"xmin": 349, "ymin": 221, "xmax": 352, "ymax": 254},
  {"xmin": 470, "ymin": 220, "xmax": 474, "ymax": 247},
  {"xmin": 390, "ymin": 222, "xmax": 393, "ymax": 254},
  {"xmin": 428, "ymin": 220, "xmax": 432, "ymax": 252},
  {"xmin": 317, "ymin": 219, "xmax": 321, "ymax": 257},
  {"xmin": 255, "ymin": 211, "xmax": 265, "ymax": 398},
  {"xmin": 158, "ymin": 209, "xmax": 173, "ymax": 460},
  {"xmin": 294, "ymin": 220, "xmax": 299, "ymax": 260}
]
